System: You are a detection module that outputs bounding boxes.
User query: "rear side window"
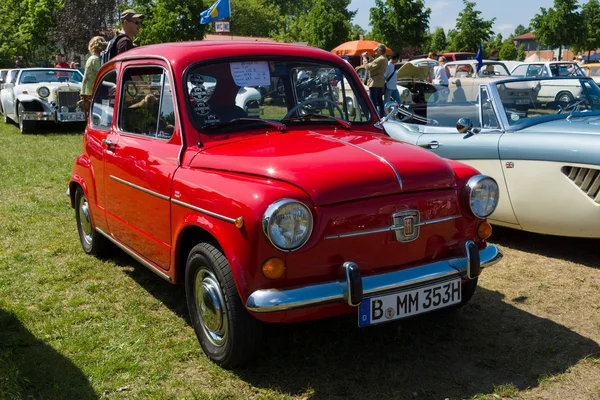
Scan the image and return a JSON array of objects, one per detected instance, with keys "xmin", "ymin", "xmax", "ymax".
[{"xmin": 91, "ymin": 71, "xmax": 117, "ymax": 130}]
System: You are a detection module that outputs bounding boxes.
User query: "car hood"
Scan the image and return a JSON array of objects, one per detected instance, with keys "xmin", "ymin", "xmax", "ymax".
[
  {"xmin": 189, "ymin": 130, "xmax": 456, "ymax": 205},
  {"xmin": 397, "ymin": 63, "xmax": 431, "ymax": 81}
]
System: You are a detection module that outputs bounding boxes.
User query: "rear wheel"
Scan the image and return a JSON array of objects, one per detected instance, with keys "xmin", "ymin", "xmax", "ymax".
[
  {"xmin": 17, "ymin": 103, "xmax": 35, "ymax": 134},
  {"xmin": 75, "ymin": 186, "xmax": 107, "ymax": 256},
  {"xmin": 555, "ymin": 91, "xmax": 574, "ymax": 103},
  {"xmin": 185, "ymin": 242, "xmax": 262, "ymax": 368}
]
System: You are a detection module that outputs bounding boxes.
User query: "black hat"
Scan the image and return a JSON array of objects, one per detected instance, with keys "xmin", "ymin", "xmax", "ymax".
[{"xmin": 121, "ymin": 9, "xmax": 145, "ymax": 21}]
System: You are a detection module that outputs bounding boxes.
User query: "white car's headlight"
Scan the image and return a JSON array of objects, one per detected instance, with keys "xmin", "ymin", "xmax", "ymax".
[
  {"xmin": 263, "ymin": 199, "xmax": 313, "ymax": 251},
  {"xmin": 37, "ymin": 87, "xmax": 50, "ymax": 98},
  {"xmin": 465, "ymin": 175, "xmax": 499, "ymax": 218},
  {"xmin": 400, "ymin": 88, "xmax": 410, "ymax": 98}
]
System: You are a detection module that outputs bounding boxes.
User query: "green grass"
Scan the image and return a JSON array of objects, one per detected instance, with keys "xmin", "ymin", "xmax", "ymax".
[{"xmin": 1, "ymin": 120, "xmax": 599, "ymax": 399}]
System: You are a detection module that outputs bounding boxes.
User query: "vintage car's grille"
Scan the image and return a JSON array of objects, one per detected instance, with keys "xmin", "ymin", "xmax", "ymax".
[
  {"xmin": 562, "ymin": 166, "xmax": 600, "ymax": 203},
  {"xmin": 57, "ymin": 91, "xmax": 80, "ymax": 111}
]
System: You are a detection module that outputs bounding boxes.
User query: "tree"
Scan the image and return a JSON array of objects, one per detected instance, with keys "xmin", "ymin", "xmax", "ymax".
[
  {"xmin": 229, "ymin": 0, "xmax": 282, "ymax": 37},
  {"xmin": 54, "ymin": 0, "xmax": 116, "ymax": 54},
  {"xmin": 499, "ymin": 39, "xmax": 517, "ymax": 60},
  {"xmin": 484, "ymin": 33, "xmax": 503, "ymax": 58},
  {"xmin": 429, "ymin": 27, "xmax": 447, "ymax": 53},
  {"xmin": 577, "ymin": 0, "xmax": 600, "ymax": 58},
  {"xmin": 513, "ymin": 24, "xmax": 529, "ymax": 37},
  {"xmin": 369, "ymin": 0, "xmax": 431, "ymax": 52},
  {"xmin": 531, "ymin": 0, "xmax": 583, "ymax": 60},
  {"xmin": 446, "ymin": 0, "xmax": 495, "ymax": 52},
  {"xmin": 349, "ymin": 23, "xmax": 366, "ymax": 41},
  {"xmin": 517, "ymin": 43, "xmax": 526, "ymax": 61},
  {"xmin": 130, "ymin": 0, "xmax": 208, "ymax": 45}
]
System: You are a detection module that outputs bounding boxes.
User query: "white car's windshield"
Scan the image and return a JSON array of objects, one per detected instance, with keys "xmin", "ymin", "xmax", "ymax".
[
  {"xmin": 18, "ymin": 68, "xmax": 83, "ymax": 84},
  {"xmin": 494, "ymin": 78, "xmax": 600, "ymax": 126},
  {"xmin": 185, "ymin": 59, "xmax": 371, "ymax": 132}
]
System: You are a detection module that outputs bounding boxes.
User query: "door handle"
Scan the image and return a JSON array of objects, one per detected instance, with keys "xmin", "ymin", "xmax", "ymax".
[
  {"xmin": 102, "ymin": 139, "xmax": 116, "ymax": 147},
  {"xmin": 419, "ymin": 141, "xmax": 440, "ymax": 149}
]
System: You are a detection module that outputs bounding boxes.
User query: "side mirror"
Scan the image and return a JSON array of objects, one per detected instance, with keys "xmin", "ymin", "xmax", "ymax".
[
  {"xmin": 456, "ymin": 117, "xmax": 480, "ymax": 137},
  {"xmin": 374, "ymin": 101, "xmax": 399, "ymax": 129}
]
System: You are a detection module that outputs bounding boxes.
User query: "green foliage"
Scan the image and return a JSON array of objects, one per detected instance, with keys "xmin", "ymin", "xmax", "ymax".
[
  {"xmin": 369, "ymin": 0, "xmax": 431, "ymax": 52},
  {"xmin": 513, "ymin": 24, "xmax": 529, "ymax": 37},
  {"xmin": 578, "ymin": 0, "xmax": 600, "ymax": 54},
  {"xmin": 349, "ymin": 24, "xmax": 367, "ymax": 41},
  {"xmin": 499, "ymin": 39, "xmax": 518, "ymax": 60},
  {"xmin": 517, "ymin": 43, "xmax": 526, "ymax": 61},
  {"xmin": 484, "ymin": 33, "xmax": 503, "ymax": 58},
  {"xmin": 446, "ymin": 0, "xmax": 495, "ymax": 52},
  {"xmin": 131, "ymin": 0, "xmax": 207, "ymax": 45},
  {"xmin": 531, "ymin": 0, "xmax": 583, "ymax": 60},
  {"xmin": 429, "ymin": 27, "xmax": 447, "ymax": 53},
  {"xmin": 229, "ymin": 0, "xmax": 282, "ymax": 37}
]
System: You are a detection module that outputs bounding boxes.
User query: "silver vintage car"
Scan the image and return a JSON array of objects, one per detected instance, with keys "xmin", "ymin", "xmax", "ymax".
[
  {"xmin": 382, "ymin": 76, "xmax": 600, "ymax": 238},
  {"xmin": 0, "ymin": 68, "xmax": 85, "ymax": 133}
]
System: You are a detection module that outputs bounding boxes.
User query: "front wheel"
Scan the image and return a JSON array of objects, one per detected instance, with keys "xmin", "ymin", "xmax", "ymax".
[
  {"xmin": 75, "ymin": 186, "xmax": 108, "ymax": 256},
  {"xmin": 18, "ymin": 103, "xmax": 35, "ymax": 134},
  {"xmin": 185, "ymin": 242, "xmax": 262, "ymax": 368},
  {"xmin": 555, "ymin": 91, "xmax": 574, "ymax": 103}
]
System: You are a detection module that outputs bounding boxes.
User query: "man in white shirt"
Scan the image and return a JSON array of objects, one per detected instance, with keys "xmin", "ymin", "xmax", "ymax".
[
  {"xmin": 384, "ymin": 52, "xmax": 402, "ymax": 107},
  {"xmin": 431, "ymin": 56, "xmax": 449, "ymax": 102}
]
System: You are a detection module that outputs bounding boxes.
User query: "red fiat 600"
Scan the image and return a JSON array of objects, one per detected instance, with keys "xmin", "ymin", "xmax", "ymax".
[{"xmin": 69, "ymin": 42, "xmax": 502, "ymax": 367}]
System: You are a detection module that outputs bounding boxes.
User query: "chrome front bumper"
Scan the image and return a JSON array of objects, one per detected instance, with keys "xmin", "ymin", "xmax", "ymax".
[
  {"xmin": 246, "ymin": 242, "xmax": 502, "ymax": 313},
  {"xmin": 21, "ymin": 111, "xmax": 55, "ymax": 121}
]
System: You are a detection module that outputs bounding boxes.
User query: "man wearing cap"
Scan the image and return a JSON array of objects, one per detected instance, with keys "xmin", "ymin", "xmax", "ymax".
[
  {"xmin": 577, "ymin": 55, "xmax": 585, "ymax": 67},
  {"xmin": 116, "ymin": 9, "xmax": 145, "ymax": 56},
  {"xmin": 358, "ymin": 43, "xmax": 388, "ymax": 117}
]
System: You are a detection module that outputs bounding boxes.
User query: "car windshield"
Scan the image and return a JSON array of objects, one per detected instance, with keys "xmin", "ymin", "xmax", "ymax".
[
  {"xmin": 185, "ymin": 59, "xmax": 371, "ymax": 132},
  {"xmin": 493, "ymin": 77, "xmax": 600, "ymax": 126},
  {"xmin": 18, "ymin": 68, "xmax": 83, "ymax": 84}
]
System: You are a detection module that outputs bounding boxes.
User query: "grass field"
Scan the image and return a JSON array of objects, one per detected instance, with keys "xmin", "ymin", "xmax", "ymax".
[{"xmin": 0, "ymin": 120, "xmax": 599, "ymax": 399}]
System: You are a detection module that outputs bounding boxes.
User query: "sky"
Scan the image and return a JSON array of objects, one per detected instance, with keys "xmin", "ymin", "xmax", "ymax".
[{"xmin": 349, "ymin": 0, "xmax": 554, "ymax": 38}]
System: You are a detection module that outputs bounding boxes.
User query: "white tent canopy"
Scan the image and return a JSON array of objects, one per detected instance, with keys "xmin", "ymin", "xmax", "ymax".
[{"xmin": 524, "ymin": 53, "xmax": 549, "ymax": 62}]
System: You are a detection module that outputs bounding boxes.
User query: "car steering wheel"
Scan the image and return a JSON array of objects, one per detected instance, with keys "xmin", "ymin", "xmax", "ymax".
[{"xmin": 284, "ymin": 97, "xmax": 344, "ymax": 119}]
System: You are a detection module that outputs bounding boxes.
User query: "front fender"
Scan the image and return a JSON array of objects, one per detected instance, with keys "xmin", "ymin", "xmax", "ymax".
[{"xmin": 17, "ymin": 95, "xmax": 53, "ymax": 112}]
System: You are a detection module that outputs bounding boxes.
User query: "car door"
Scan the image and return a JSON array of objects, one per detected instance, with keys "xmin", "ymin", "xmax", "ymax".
[
  {"xmin": 85, "ymin": 69, "xmax": 119, "ymax": 234},
  {"xmin": 415, "ymin": 85, "xmax": 519, "ymax": 226},
  {"xmin": 3, "ymin": 70, "xmax": 20, "ymax": 117},
  {"xmin": 104, "ymin": 61, "xmax": 180, "ymax": 270}
]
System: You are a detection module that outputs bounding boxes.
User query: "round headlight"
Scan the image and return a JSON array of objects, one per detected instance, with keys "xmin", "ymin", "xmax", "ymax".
[
  {"xmin": 466, "ymin": 175, "xmax": 499, "ymax": 218},
  {"xmin": 401, "ymin": 88, "xmax": 410, "ymax": 98},
  {"xmin": 37, "ymin": 86, "xmax": 50, "ymax": 98},
  {"xmin": 263, "ymin": 199, "xmax": 313, "ymax": 251}
]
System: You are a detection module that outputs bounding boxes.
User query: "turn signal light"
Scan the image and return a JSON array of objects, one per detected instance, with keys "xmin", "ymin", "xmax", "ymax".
[
  {"xmin": 262, "ymin": 257, "xmax": 285, "ymax": 280},
  {"xmin": 477, "ymin": 221, "xmax": 493, "ymax": 240}
]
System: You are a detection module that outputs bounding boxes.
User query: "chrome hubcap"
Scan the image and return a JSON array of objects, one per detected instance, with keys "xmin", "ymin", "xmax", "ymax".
[
  {"xmin": 78, "ymin": 195, "xmax": 93, "ymax": 245},
  {"xmin": 195, "ymin": 269, "xmax": 227, "ymax": 346}
]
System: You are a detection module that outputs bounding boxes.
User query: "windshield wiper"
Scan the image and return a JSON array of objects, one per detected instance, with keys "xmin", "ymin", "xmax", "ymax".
[
  {"xmin": 281, "ymin": 113, "xmax": 351, "ymax": 130},
  {"xmin": 202, "ymin": 118, "xmax": 286, "ymax": 132}
]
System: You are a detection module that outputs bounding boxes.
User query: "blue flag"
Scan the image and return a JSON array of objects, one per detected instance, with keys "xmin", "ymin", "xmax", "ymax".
[
  {"xmin": 475, "ymin": 43, "xmax": 483, "ymax": 73},
  {"xmin": 200, "ymin": 0, "xmax": 230, "ymax": 24}
]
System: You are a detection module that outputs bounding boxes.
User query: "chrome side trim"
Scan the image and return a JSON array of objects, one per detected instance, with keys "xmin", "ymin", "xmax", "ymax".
[
  {"xmin": 312, "ymin": 132, "xmax": 403, "ymax": 190},
  {"xmin": 95, "ymin": 227, "xmax": 172, "ymax": 282},
  {"xmin": 171, "ymin": 199, "xmax": 237, "ymax": 224},
  {"xmin": 246, "ymin": 244, "xmax": 502, "ymax": 313},
  {"xmin": 324, "ymin": 214, "xmax": 461, "ymax": 240},
  {"xmin": 109, "ymin": 175, "xmax": 170, "ymax": 201}
]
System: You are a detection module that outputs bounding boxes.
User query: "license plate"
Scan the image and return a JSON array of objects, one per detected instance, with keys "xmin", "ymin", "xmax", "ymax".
[
  {"xmin": 515, "ymin": 99, "xmax": 530, "ymax": 105},
  {"xmin": 58, "ymin": 112, "xmax": 84, "ymax": 121},
  {"xmin": 358, "ymin": 278, "xmax": 461, "ymax": 327}
]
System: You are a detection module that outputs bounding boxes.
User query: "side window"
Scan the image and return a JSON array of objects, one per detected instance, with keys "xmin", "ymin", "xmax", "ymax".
[
  {"xmin": 511, "ymin": 65, "xmax": 527, "ymax": 77},
  {"xmin": 156, "ymin": 74, "xmax": 176, "ymax": 140},
  {"xmin": 119, "ymin": 66, "xmax": 164, "ymax": 136},
  {"xmin": 445, "ymin": 65, "xmax": 457, "ymax": 78},
  {"xmin": 91, "ymin": 70, "xmax": 117, "ymax": 130}
]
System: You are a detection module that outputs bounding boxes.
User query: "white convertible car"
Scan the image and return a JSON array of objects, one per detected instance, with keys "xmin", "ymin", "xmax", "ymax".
[{"xmin": 0, "ymin": 68, "xmax": 85, "ymax": 133}]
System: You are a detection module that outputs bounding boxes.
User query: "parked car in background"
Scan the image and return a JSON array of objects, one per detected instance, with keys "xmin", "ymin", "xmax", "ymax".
[
  {"xmin": 69, "ymin": 41, "xmax": 501, "ymax": 367},
  {"xmin": 444, "ymin": 60, "xmax": 512, "ymax": 102},
  {"xmin": 510, "ymin": 62, "xmax": 586, "ymax": 102},
  {"xmin": 384, "ymin": 76, "xmax": 600, "ymax": 238},
  {"xmin": 0, "ymin": 68, "xmax": 84, "ymax": 133},
  {"xmin": 581, "ymin": 62, "xmax": 600, "ymax": 84},
  {"xmin": 442, "ymin": 52, "xmax": 477, "ymax": 62}
]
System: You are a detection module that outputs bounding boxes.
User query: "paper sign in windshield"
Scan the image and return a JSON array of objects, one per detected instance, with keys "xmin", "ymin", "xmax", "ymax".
[{"xmin": 230, "ymin": 62, "xmax": 270, "ymax": 86}]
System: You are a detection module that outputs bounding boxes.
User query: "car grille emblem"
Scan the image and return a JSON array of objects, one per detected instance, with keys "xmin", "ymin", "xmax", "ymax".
[{"xmin": 392, "ymin": 210, "xmax": 420, "ymax": 242}]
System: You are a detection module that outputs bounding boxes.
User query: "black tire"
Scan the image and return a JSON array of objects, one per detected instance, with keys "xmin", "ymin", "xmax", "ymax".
[
  {"xmin": 74, "ymin": 186, "xmax": 108, "ymax": 256},
  {"xmin": 17, "ymin": 103, "xmax": 35, "ymax": 134},
  {"xmin": 555, "ymin": 91, "xmax": 574, "ymax": 103},
  {"xmin": 185, "ymin": 242, "xmax": 262, "ymax": 368},
  {"xmin": 2, "ymin": 104, "xmax": 10, "ymax": 124}
]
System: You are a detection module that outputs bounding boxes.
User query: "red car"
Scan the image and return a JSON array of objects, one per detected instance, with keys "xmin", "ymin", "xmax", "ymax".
[{"xmin": 69, "ymin": 41, "xmax": 502, "ymax": 367}]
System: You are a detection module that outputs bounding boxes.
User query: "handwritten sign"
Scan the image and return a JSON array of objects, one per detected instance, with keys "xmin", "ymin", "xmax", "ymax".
[{"xmin": 230, "ymin": 62, "xmax": 270, "ymax": 86}]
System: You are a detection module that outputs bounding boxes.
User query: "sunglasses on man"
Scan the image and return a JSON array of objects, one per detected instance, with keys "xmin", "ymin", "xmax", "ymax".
[{"xmin": 127, "ymin": 19, "xmax": 142, "ymax": 26}]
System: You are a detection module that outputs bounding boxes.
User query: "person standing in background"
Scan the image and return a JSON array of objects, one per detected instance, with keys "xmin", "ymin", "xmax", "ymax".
[
  {"xmin": 359, "ymin": 43, "xmax": 388, "ymax": 117},
  {"xmin": 81, "ymin": 36, "xmax": 108, "ymax": 118},
  {"xmin": 55, "ymin": 53, "xmax": 70, "ymax": 68},
  {"xmin": 115, "ymin": 9, "xmax": 145, "ymax": 56},
  {"xmin": 384, "ymin": 52, "xmax": 402, "ymax": 106}
]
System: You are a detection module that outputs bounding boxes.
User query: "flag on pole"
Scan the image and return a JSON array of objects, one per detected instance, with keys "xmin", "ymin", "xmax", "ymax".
[
  {"xmin": 475, "ymin": 43, "xmax": 483, "ymax": 73},
  {"xmin": 200, "ymin": 0, "xmax": 230, "ymax": 24}
]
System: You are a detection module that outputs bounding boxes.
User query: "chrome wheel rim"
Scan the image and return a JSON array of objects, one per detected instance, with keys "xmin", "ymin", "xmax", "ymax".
[
  {"xmin": 559, "ymin": 94, "xmax": 572, "ymax": 103},
  {"xmin": 78, "ymin": 194, "xmax": 93, "ymax": 246},
  {"xmin": 194, "ymin": 268, "xmax": 227, "ymax": 347}
]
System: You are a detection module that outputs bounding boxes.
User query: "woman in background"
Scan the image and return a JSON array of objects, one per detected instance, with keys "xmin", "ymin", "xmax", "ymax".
[{"xmin": 81, "ymin": 36, "xmax": 107, "ymax": 117}]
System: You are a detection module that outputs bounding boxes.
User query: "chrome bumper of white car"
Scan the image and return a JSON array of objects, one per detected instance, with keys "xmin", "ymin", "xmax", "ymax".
[
  {"xmin": 21, "ymin": 111, "xmax": 54, "ymax": 121},
  {"xmin": 246, "ymin": 242, "xmax": 502, "ymax": 313},
  {"xmin": 21, "ymin": 111, "xmax": 85, "ymax": 122}
]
